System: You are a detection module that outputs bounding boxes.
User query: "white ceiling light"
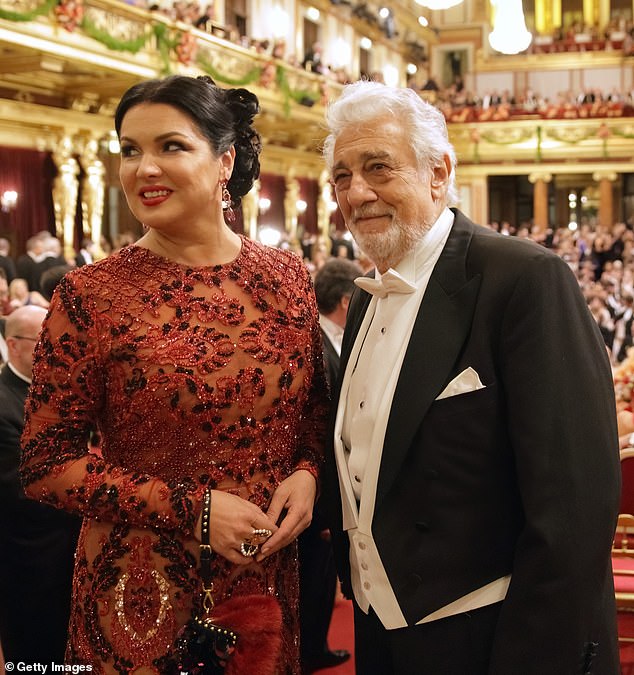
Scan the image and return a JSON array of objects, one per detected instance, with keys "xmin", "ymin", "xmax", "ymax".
[
  {"xmin": 488, "ymin": 0, "xmax": 532, "ymax": 54},
  {"xmin": 416, "ymin": 0, "xmax": 463, "ymax": 10}
]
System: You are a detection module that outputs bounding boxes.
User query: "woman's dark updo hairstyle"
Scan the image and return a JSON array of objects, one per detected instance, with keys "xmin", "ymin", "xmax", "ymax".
[{"xmin": 114, "ymin": 75, "xmax": 262, "ymax": 209}]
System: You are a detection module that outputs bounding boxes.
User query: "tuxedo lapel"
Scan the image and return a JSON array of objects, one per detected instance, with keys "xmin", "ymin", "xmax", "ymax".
[
  {"xmin": 338, "ymin": 287, "xmax": 372, "ymax": 386},
  {"xmin": 375, "ymin": 213, "xmax": 482, "ymax": 509}
]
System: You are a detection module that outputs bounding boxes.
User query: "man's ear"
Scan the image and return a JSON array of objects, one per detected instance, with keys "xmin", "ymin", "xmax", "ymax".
[
  {"xmin": 430, "ymin": 154, "xmax": 451, "ymax": 200},
  {"xmin": 341, "ymin": 294, "xmax": 351, "ymax": 313}
]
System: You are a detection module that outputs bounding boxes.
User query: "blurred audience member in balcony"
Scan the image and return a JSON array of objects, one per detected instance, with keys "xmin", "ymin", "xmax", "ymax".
[
  {"xmin": 421, "ymin": 76, "xmax": 439, "ymax": 92},
  {"xmin": 303, "ymin": 41, "xmax": 324, "ymax": 74},
  {"xmin": 193, "ymin": 2, "xmax": 214, "ymax": 30}
]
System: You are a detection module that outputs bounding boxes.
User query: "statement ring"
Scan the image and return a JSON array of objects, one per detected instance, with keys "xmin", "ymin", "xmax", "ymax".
[
  {"xmin": 240, "ymin": 541, "xmax": 259, "ymax": 557},
  {"xmin": 250, "ymin": 528, "xmax": 272, "ymax": 542}
]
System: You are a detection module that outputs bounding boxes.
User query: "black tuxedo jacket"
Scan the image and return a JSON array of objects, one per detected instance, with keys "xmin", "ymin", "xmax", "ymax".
[
  {"xmin": 0, "ymin": 364, "xmax": 80, "ymax": 661},
  {"xmin": 320, "ymin": 328, "xmax": 340, "ymax": 392},
  {"xmin": 323, "ymin": 210, "xmax": 621, "ymax": 674}
]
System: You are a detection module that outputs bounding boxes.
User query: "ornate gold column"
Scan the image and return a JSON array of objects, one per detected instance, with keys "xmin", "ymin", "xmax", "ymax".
[
  {"xmin": 597, "ymin": 0, "xmax": 610, "ymax": 29},
  {"xmin": 317, "ymin": 170, "xmax": 334, "ymax": 253},
  {"xmin": 552, "ymin": 0, "xmax": 561, "ymax": 31},
  {"xmin": 284, "ymin": 175, "xmax": 300, "ymax": 244},
  {"xmin": 528, "ymin": 172, "xmax": 552, "ymax": 232},
  {"xmin": 593, "ymin": 170, "xmax": 617, "ymax": 228},
  {"xmin": 52, "ymin": 135, "xmax": 80, "ymax": 261},
  {"xmin": 534, "ymin": 0, "xmax": 552, "ymax": 34},
  {"xmin": 79, "ymin": 137, "xmax": 105, "ymax": 258},
  {"xmin": 583, "ymin": 0, "xmax": 598, "ymax": 26},
  {"xmin": 242, "ymin": 180, "xmax": 260, "ymax": 241}
]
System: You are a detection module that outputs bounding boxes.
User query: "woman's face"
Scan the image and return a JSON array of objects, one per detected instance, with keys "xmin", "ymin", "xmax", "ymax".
[{"xmin": 118, "ymin": 102, "xmax": 234, "ymax": 234}]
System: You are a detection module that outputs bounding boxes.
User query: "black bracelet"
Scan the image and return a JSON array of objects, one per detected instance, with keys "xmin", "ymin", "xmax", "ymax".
[{"xmin": 200, "ymin": 488, "xmax": 214, "ymax": 614}]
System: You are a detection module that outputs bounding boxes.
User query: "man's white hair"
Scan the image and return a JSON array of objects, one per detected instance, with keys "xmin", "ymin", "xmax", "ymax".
[{"xmin": 323, "ymin": 80, "xmax": 459, "ymax": 205}]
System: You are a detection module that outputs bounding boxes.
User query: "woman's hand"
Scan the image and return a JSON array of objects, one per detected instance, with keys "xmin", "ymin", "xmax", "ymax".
[
  {"xmin": 256, "ymin": 470, "xmax": 317, "ymax": 560},
  {"xmin": 194, "ymin": 490, "xmax": 279, "ymax": 566}
]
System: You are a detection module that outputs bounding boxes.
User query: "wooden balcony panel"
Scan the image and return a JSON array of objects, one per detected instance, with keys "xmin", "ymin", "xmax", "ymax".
[
  {"xmin": 475, "ymin": 48, "xmax": 629, "ymax": 72},
  {"xmin": 450, "ymin": 117, "xmax": 634, "ymax": 165}
]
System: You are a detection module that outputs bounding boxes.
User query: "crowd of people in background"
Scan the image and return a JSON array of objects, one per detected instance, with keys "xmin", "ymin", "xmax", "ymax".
[
  {"xmin": 117, "ymin": 0, "xmax": 634, "ymax": 121},
  {"xmin": 300, "ymin": 218, "xmax": 634, "ymax": 374},
  {"xmin": 0, "ymin": 230, "xmax": 136, "ymax": 323},
  {"xmin": 5, "ymin": 219, "xmax": 634, "ymax": 371}
]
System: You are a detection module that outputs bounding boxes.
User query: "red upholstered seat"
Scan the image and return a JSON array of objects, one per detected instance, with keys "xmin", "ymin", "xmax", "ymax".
[
  {"xmin": 614, "ymin": 450, "xmax": 634, "ymax": 650},
  {"xmin": 621, "ymin": 449, "xmax": 634, "ymax": 517},
  {"xmin": 613, "ymin": 555, "xmax": 634, "ymax": 596}
]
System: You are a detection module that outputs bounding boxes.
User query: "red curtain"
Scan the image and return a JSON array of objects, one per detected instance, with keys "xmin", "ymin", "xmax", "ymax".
[
  {"xmin": 258, "ymin": 174, "xmax": 285, "ymax": 231},
  {"xmin": 0, "ymin": 146, "xmax": 55, "ymax": 257},
  {"xmin": 298, "ymin": 177, "xmax": 318, "ymax": 234}
]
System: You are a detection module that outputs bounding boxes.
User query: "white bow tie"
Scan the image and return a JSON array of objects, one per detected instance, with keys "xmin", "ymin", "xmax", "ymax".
[{"xmin": 354, "ymin": 270, "xmax": 417, "ymax": 299}]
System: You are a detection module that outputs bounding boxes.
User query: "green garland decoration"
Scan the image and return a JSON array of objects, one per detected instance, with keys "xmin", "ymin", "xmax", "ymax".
[
  {"xmin": 152, "ymin": 23, "xmax": 174, "ymax": 75},
  {"xmin": 276, "ymin": 65, "xmax": 317, "ymax": 117},
  {"xmin": 0, "ymin": 0, "xmax": 56, "ymax": 22},
  {"xmin": 536, "ymin": 125, "xmax": 542, "ymax": 162},
  {"xmin": 81, "ymin": 16, "xmax": 148, "ymax": 53},
  {"xmin": 611, "ymin": 127, "xmax": 634, "ymax": 140},
  {"xmin": 544, "ymin": 127, "xmax": 595, "ymax": 144},
  {"xmin": 479, "ymin": 129, "xmax": 534, "ymax": 145},
  {"xmin": 195, "ymin": 53, "xmax": 261, "ymax": 86},
  {"xmin": 1, "ymin": 1, "xmax": 323, "ymax": 106}
]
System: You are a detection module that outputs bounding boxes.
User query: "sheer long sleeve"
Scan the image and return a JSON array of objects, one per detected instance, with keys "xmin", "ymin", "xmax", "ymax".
[{"xmin": 20, "ymin": 274, "xmax": 200, "ymax": 533}]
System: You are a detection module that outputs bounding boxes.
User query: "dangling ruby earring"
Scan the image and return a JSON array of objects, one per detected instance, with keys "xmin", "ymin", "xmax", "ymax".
[{"xmin": 221, "ymin": 181, "xmax": 235, "ymax": 223}]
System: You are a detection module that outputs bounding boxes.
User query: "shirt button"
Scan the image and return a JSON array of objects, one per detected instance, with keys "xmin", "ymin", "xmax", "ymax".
[
  {"xmin": 361, "ymin": 562, "xmax": 369, "ymax": 570},
  {"xmin": 358, "ymin": 542, "xmax": 366, "ymax": 550},
  {"xmin": 354, "ymin": 474, "xmax": 361, "ymax": 483},
  {"xmin": 381, "ymin": 327, "xmax": 386, "ymax": 334},
  {"xmin": 363, "ymin": 581, "xmax": 371, "ymax": 590}
]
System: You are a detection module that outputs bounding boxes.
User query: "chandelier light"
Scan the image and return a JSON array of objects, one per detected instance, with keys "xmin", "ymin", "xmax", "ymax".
[
  {"xmin": 488, "ymin": 0, "xmax": 532, "ymax": 54},
  {"xmin": 1, "ymin": 190, "xmax": 18, "ymax": 212},
  {"xmin": 416, "ymin": 0, "xmax": 463, "ymax": 10}
]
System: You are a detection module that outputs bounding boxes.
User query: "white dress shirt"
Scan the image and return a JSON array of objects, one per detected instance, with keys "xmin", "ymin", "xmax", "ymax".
[
  {"xmin": 319, "ymin": 313, "xmax": 344, "ymax": 356},
  {"xmin": 335, "ymin": 208, "xmax": 510, "ymax": 629}
]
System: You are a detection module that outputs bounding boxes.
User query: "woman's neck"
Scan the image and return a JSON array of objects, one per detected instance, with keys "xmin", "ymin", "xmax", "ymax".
[{"xmin": 137, "ymin": 227, "xmax": 242, "ymax": 267}]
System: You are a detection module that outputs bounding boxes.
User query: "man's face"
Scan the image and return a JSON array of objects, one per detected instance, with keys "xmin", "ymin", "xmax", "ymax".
[
  {"xmin": 331, "ymin": 114, "xmax": 446, "ymax": 272},
  {"xmin": 6, "ymin": 310, "xmax": 45, "ymax": 379}
]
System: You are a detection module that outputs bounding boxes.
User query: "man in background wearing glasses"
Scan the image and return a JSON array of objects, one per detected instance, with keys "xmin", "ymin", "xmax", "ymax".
[{"xmin": 0, "ymin": 305, "xmax": 80, "ymax": 664}]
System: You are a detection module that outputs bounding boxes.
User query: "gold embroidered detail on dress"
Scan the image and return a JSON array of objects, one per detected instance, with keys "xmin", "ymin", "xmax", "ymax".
[{"xmin": 114, "ymin": 568, "xmax": 172, "ymax": 642}]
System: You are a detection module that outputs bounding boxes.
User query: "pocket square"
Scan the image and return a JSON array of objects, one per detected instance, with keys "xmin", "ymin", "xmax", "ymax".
[{"xmin": 436, "ymin": 367, "xmax": 485, "ymax": 400}]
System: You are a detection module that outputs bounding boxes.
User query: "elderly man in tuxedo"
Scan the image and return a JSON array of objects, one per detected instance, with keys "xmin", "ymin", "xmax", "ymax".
[
  {"xmin": 0, "ymin": 305, "xmax": 80, "ymax": 663},
  {"xmin": 321, "ymin": 80, "xmax": 620, "ymax": 674}
]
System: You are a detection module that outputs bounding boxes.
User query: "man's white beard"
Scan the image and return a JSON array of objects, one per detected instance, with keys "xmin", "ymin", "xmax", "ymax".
[{"xmin": 350, "ymin": 217, "xmax": 431, "ymax": 272}]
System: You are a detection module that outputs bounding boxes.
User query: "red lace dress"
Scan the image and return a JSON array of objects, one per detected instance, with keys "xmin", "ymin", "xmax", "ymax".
[{"xmin": 21, "ymin": 238, "xmax": 328, "ymax": 674}]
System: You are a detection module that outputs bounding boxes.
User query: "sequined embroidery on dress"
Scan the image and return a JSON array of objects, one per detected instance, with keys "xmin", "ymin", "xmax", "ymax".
[{"xmin": 21, "ymin": 237, "xmax": 328, "ymax": 674}]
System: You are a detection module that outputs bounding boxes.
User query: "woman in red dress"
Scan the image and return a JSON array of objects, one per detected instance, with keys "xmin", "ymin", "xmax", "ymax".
[{"xmin": 20, "ymin": 75, "xmax": 328, "ymax": 674}]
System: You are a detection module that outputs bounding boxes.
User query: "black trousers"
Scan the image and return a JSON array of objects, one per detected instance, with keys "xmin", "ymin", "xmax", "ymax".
[
  {"xmin": 298, "ymin": 519, "xmax": 338, "ymax": 665},
  {"xmin": 353, "ymin": 600, "xmax": 503, "ymax": 675}
]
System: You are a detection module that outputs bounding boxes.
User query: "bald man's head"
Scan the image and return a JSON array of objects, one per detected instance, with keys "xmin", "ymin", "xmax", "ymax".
[{"xmin": 5, "ymin": 305, "xmax": 47, "ymax": 379}]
